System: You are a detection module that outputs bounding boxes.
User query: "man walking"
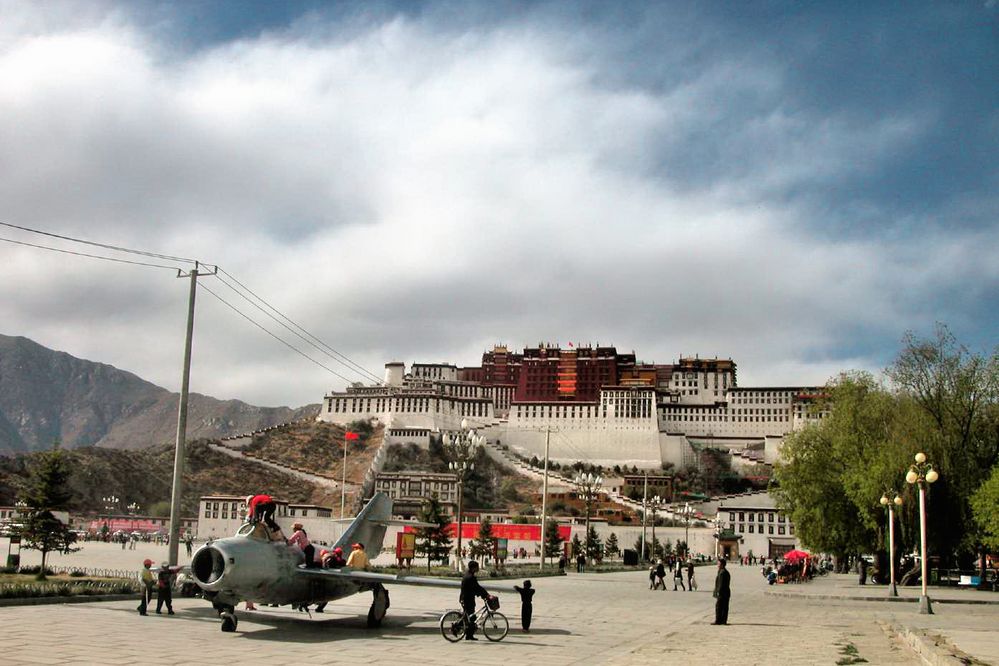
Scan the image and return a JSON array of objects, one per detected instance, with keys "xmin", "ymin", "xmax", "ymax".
[
  {"xmin": 460, "ymin": 560, "xmax": 491, "ymax": 640},
  {"xmin": 712, "ymin": 558, "xmax": 731, "ymax": 625},
  {"xmin": 137, "ymin": 559, "xmax": 154, "ymax": 616}
]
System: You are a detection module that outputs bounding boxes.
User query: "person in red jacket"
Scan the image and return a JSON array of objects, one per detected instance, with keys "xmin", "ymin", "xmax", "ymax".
[{"xmin": 245, "ymin": 494, "xmax": 283, "ymax": 539}]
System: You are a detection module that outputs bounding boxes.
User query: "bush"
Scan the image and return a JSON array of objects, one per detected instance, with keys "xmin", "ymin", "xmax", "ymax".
[
  {"xmin": 68, "ymin": 570, "xmax": 86, "ymax": 577},
  {"xmin": 17, "ymin": 565, "xmax": 54, "ymax": 576},
  {"xmin": 0, "ymin": 579, "xmax": 139, "ymax": 599}
]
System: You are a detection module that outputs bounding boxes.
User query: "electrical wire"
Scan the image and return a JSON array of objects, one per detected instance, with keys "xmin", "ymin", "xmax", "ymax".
[
  {"xmin": 213, "ymin": 267, "xmax": 383, "ymax": 385},
  {"xmin": 0, "ymin": 236, "xmax": 185, "ymax": 270},
  {"xmin": 197, "ymin": 281, "xmax": 358, "ymax": 385},
  {"xmin": 0, "ymin": 221, "xmax": 197, "ymax": 263}
]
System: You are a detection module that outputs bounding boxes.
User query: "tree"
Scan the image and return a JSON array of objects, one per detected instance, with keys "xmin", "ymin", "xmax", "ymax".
[
  {"xmin": 971, "ymin": 465, "xmax": 999, "ymax": 550},
  {"xmin": 415, "ymin": 494, "xmax": 453, "ymax": 571},
  {"xmin": 586, "ymin": 526, "xmax": 603, "ymax": 561},
  {"xmin": 469, "ymin": 518, "xmax": 497, "ymax": 562},
  {"xmin": 543, "ymin": 519, "xmax": 564, "ymax": 562},
  {"xmin": 605, "ymin": 532, "xmax": 620, "ymax": 558},
  {"xmin": 19, "ymin": 444, "xmax": 77, "ymax": 579},
  {"xmin": 570, "ymin": 533, "xmax": 583, "ymax": 559}
]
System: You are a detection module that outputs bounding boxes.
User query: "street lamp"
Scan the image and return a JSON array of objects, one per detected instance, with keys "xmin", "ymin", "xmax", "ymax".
[
  {"xmin": 574, "ymin": 472, "xmax": 603, "ymax": 564},
  {"xmin": 673, "ymin": 502, "xmax": 695, "ymax": 558},
  {"xmin": 648, "ymin": 494, "xmax": 666, "ymax": 561},
  {"xmin": 102, "ymin": 495, "xmax": 119, "ymax": 540},
  {"xmin": 905, "ymin": 452, "xmax": 939, "ymax": 614},
  {"xmin": 879, "ymin": 492, "xmax": 903, "ymax": 597},
  {"xmin": 442, "ymin": 418, "xmax": 483, "ymax": 569}
]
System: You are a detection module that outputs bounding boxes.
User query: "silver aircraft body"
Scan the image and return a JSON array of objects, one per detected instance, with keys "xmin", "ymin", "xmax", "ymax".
[{"xmin": 188, "ymin": 492, "xmax": 515, "ymax": 631}]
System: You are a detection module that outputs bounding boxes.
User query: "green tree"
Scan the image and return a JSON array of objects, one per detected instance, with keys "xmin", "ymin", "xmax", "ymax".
[
  {"xmin": 586, "ymin": 526, "xmax": 603, "ymax": 561},
  {"xmin": 570, "ymin": 533, "xmax": 583, "ymax": 559},
  {"xmin": 415, "ymin": 494, "xmax": 453, "ymax": 571},
  {"xmin": 543, "ymin": 519, "xmax": 564, "ymax": 562},
  {"xmin": 605, "ymin": 532, "xmax": 620, "ymax": 558},
  {"xmin": 971, "ymin": 465, "xmax": 999, "ymax": 550},
  {"xmin": 469, "ymin": 518, "xmax": 497, "ymax": 562},
  {"xmin": 18, "ymin": 444, "xmax": 77, "ymax": 579}
]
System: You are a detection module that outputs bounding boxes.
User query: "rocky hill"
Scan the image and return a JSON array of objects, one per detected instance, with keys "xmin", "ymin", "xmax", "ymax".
[
  {"xmin": 0, "ymin": 440, "xmax": 325, "ymax": 515},
  {"xmin": 0, "ymin": 334, "xmax": 319, "ymax": 454}
]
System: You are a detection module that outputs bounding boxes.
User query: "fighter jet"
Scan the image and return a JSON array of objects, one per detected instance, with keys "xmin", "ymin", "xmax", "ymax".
[{"xmin": 188, "ymin": 492, "xmax": 513, "ymax": 632}]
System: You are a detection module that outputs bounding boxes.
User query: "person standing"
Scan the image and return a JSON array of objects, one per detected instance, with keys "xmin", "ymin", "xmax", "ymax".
[
  {"xmin": 137, "ymin": 559, "xmax": 154, "ymax": 616},
  {"xmin": 156, "ymin": 562, "xmax": 179, "ymax": 615},
  {"xmin": 712, "ymin": 558, "xmax": 731, "ymax": 625},
  {"xmin": 673, "ymin": 559, "xmax": 686, "ymax": 591},
  {"xmin": 513, "ymin": 580, "xmax": 535, "ymax": 632},
  {"xmin": 687, "ymin": 559, "xmax": 697, "ymax": 591},
  {"xmin": 576, "ymin": 552, "xmax": 585, "ymax": 574},
  {"xmin": 460, "ymin": 560, "xmax": 491, "ymax": 640},
  {"xmin": 655, "ymin": 560, "xmax": 666, "ymax": 590},
  {"xmin": 346, "ymin": 542, "xmax": 370, "ymax": 570},
  {"xmin": 858, "ymin": 557, "xmax": 868, "ymax": 585},
  {"xmin": 288, "ymin": 523, "xmax": 317, "ymax": 567}
]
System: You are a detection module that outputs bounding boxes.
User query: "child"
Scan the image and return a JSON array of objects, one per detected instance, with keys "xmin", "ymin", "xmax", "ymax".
[{"xmin": 513, "ymin": 580, "xmax": 535, "ymax": 632}]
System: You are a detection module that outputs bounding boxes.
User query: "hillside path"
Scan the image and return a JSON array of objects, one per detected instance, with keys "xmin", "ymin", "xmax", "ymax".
[{"xmin": 206, "ymin": 441, "xmax": 345, "ymax": 490}]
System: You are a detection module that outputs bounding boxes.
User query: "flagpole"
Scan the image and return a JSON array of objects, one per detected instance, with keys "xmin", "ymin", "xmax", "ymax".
[{"xmin": 341, "ymin": 432, "xmax": 348, "ymax": 519}]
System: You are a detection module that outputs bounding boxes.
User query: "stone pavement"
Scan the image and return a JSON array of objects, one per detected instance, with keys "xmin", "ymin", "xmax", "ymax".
[
  {"xmin": 5, "ymin": 563, "xmax": 981, "ymax": 665},
  {"xmin": 762, "ymin": 570, "xmax": 999, "ymax": 664}
]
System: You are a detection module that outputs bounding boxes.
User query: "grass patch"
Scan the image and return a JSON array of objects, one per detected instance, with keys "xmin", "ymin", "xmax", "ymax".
[{"xmin": 835, "ymin": 641, "xmax": 868, "ymax": 665}]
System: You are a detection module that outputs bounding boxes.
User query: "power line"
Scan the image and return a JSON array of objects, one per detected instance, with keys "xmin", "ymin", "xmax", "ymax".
[
  {"xmin": 209, "ymin": 270, "xmax": 379, "ymax": 385},
  {"xmin": 214, "ymin": 267, "xmax": 383, "ymax": 385},
  {"xmin": 0, "ymin": 221, "xmax": 198, "ymax": 263},
  {"xmin": 197, "ymin": 281, "xmax": 358, "ymax": 385},
  {"xmin": 0, "ymin": 236, "xmax": 185, "ymax": 270}
]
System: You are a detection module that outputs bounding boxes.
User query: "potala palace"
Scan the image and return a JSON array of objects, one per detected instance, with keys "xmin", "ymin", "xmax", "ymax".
[{"xmin": 317, "ymin": 344, "xmax": 829, "ymax": 470}]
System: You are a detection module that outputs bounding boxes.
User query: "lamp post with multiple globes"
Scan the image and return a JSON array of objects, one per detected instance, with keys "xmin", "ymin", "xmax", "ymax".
[
  {"xmin": 442, "ymin": 419, "xmax": 483, "ymax": 569},
  {"xmin": 905, "ymin": 452, "xmax": 939, "ymax": 614},
  {"xmin": 574, "ymin": 472, "xmax": 603, "ymax": 563}
]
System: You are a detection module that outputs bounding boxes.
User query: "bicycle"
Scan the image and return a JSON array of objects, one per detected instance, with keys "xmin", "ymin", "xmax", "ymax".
[{"xmin": 439, "ymin": 596, "xmax": 509, "ymax": 642}]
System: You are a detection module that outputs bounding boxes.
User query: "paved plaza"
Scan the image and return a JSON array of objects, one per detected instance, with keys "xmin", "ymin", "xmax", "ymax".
[{"xmin": 3, "ymin": 541, "xmax": 998, "ymax": 664}]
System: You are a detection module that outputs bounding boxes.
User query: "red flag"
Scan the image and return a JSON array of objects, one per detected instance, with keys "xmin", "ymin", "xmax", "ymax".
[
  {"xmin": 567, "ymin": 341, "xmax": 574, "ymax": 347},
  {"xmin": 345, "ymin": 431, "xmax": 360, "ymax": 441}
]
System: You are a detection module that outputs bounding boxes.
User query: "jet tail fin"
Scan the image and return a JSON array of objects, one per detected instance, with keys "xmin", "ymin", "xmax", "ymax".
[{"xmin": 332, "ymin": 492, "xmax": 393, "ymax": 556}]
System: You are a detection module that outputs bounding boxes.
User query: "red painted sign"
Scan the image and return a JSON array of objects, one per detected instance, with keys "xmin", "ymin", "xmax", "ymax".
[{"xmin": 405, "ymin": 523, "xmax": 571, "ymax": 541}]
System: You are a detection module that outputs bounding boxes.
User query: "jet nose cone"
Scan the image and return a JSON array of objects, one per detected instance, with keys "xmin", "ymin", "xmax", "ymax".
[{"xmin": 191, "ymin": 546, "xmax": 226, "ymax": 589}]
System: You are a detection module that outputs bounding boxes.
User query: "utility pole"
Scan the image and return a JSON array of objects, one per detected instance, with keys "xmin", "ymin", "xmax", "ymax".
[
  {"xmin": 539, "ymin": 426, "xmax": 551, "ymax": 571},
  {"xmin": 167, "ymin": 261, "xmax": 215, "ymax": 566}
]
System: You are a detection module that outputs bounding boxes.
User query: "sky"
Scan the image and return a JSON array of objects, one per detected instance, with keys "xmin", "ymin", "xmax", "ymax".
[{"xmin": 0, "ymin": 1, "xmax": 997, "ymax": 407}]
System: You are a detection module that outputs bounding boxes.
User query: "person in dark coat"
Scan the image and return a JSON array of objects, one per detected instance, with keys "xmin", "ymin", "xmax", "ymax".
[
  {"xmin": 156, "ymin": 562, "xmax": 180, "ymax": 615},
  {"xmin": 513, "ymin": 580, "xmax": 535, "ymax": 632},
  {"xmin": 654, "ymin": 560, "xmax": 667, "ymax": 590},
  {"xmin": 460, "ymin": 560, "xmax": 491, "ymax": 640},
  {"xmin": 858, "ymin": 557, "xmax": 868, "ymax": 585},
  {"xmin": 712, "ymin": 558, "xmax": 731, "ymax": 625}
]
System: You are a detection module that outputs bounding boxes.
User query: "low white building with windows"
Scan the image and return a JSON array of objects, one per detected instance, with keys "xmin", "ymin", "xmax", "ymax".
[
  {"xmin": 373, "ymin": 472, "xmax": 458, "ymax": 519},
  {"xmin": 197, "ymin": 496, "xmax": 338, "ymax": 544},
  {"xmin": 715, "ymin": 490, "xmax": 800, "ymax": 560}
]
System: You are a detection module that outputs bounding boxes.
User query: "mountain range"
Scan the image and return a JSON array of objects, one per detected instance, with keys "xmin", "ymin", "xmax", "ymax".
[{"xmin": 0, "ymin": 333, "xmax": 319, "ymax": 455}]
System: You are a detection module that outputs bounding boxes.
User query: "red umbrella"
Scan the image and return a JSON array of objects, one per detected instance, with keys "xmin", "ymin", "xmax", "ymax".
[{"xmin": 783, "ymin": 549, "xmax": 810, "ymax": 562}]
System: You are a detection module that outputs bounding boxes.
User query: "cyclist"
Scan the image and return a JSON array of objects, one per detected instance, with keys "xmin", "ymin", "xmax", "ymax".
[{"xmin": 460, "ymin": 560, "xmax": 491, "ymax": 641}]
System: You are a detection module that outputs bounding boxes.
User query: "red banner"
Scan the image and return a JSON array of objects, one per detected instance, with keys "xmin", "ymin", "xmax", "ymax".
[
  {"xmin": 345, "ymin": 431, "xmax": 360, "ymax": 440},
  {"xmin": 86, "ymin": 519, "xmax": 165, "ymax": 533},
  {"xmin": 406, "ymin": 523, "xmax": 571, "ymax": 541}
]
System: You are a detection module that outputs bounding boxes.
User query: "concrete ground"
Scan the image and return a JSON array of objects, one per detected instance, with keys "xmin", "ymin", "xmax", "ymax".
[{"xmin": 3, "ymin": 541, "xmax": 998, "ymax": 664}]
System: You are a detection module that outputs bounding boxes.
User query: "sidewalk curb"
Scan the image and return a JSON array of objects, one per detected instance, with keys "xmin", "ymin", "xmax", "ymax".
[
  {"xmin": 0, "ymin": 594, "xmax": 137, "ymax": 608},
  {"xmin": 882, "ymin": 621, "xmax": 989, "ymax": 666},
  {"xmin": 764, "ymin": 590, "xmax": 999, "ymax": 605}
]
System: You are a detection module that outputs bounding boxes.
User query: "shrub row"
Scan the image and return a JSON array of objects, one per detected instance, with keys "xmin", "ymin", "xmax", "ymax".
[{"xmin": 0, "ymin": 579, "xmax": 140, "ymax": 599}]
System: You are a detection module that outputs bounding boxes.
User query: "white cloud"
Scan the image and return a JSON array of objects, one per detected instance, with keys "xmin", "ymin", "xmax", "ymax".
[{"xmin": 0, "ymin": 7, "xmax": 991, "ymax": 407}]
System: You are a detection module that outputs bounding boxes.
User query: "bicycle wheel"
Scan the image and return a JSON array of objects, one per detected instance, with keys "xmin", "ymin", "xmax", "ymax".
[
  {"xmin": 482, "ymin": 610, "xmax": 509, "ymax": 642},
  {"xmin": 440, "ymin": 610, "xmax": 466, "ymax": 643}
]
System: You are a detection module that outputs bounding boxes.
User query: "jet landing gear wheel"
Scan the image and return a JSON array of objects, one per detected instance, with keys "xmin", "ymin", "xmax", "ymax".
[
  {"xmin": 366, "ymin": 584, "xmax": 390, "ymax": 628},
  {"xmin": 439, "ymin": 610, "xmax": 466, "ymax": 643},
  {"xmin": 220, "ymin": 611, "xmax": 238, "ymax": 632}
]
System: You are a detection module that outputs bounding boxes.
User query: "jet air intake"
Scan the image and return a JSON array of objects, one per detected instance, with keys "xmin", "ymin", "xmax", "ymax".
[{"xmin": 191, "ymin": 546, "xmax": 226, "ymax": 589}]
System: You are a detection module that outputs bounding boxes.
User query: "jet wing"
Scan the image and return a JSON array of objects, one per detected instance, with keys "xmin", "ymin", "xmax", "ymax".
[{"xmin": 295, "ymin": 567, "xmax": 521, "ymax": 593}]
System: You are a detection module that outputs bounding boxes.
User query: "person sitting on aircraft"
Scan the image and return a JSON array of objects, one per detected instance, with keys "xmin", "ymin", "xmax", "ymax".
[
  {"xmin": 330, "ymin": 546, "xmax": 347, "ymax": 568},
  {"xmin": 288, "ymin": 522, "xmax": 317, "ymax": 567},
  {"xmin": 345, "ymin": 542, "xmax": 370, "ymax": 570},
  {"xmin": 245, "ymin": 494, "xmax": 284, "ymax": 540},
  {"xmin": 460, "ymin": 560, "xmax": 492, "ymax": 641}
]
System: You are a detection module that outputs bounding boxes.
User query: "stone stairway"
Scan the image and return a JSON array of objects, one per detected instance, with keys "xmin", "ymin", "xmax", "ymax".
[{"xmin": 206, "ymin": 440, "xmax": 343, "ymax": 489}]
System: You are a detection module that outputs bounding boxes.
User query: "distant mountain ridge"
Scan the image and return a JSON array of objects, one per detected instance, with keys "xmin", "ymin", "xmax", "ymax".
[{"xmin": 0, "ymin": 333, "xmax": 319, "ymax": 455}]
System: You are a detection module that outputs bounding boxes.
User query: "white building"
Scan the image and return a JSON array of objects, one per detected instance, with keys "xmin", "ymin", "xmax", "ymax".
[
  {"xmin": 197, "ymin": 496, "xmax": 336, "ymax": 544},
  {"xmin": 319, "ymin": 353, "xmax": 828, "ymax": 471},
  {"xmin": 713, "ymin": 490, "xmax": 799, "ymax": 560}
]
